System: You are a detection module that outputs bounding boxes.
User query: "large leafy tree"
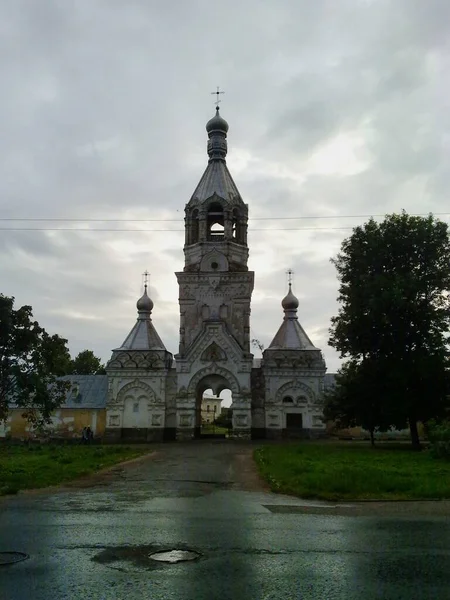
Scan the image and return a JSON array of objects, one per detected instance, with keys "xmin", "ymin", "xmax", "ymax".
[
  {"xmin": 0, "ymin": 295, "xmax": 71, "ymax": 426},
  {"xmin": 329, "ymin": 212, "xmax": 450, "ymax": 449},
  {"xmin": 70, "ymin": 349, "xmax": 105, "ymax": 375},
  {"xmin": 324, "ymin": 358, "xmax": 405, "ymax": 446}
]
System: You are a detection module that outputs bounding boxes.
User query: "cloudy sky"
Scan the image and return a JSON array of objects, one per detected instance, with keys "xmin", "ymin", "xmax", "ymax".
[{"xmin": 1, "ymin": 0, "xmax": 448, "ymax": 373}]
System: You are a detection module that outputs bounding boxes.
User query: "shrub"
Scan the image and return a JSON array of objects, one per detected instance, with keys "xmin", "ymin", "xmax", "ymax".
[{"xmin": 426, "ymin": 420, "xmax": 450, "ymax": 459}]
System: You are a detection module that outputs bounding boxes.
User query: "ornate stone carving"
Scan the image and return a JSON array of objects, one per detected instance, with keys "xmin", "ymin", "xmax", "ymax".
[
  {"xmin": 116, "ymin": 379, "xmax": 157, "ymax": 405},
  {"xmin": 201, "ymin": 342, "xmax": 227, "ymax": 362},
  {"xmin": 187, "ymin": 365, "xmax": 240, "ymax": 395},
  {"xmin": 275, "ymin": 380, "xmax": 315, "ymax": 404}
]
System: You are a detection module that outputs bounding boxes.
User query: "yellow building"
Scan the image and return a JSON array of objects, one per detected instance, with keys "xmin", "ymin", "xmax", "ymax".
[
  {"xmin": 201, "ymin": 395, "xmax": 222, "ymax": 425},
  {"xmin": 1, "ymin": 375, "xmax": 107, "ymax": 441}
]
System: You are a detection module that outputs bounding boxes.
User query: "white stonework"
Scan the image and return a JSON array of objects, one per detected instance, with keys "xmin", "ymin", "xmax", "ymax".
[{"xmin": 105, "ymin": 108, "xmax": 327, "ymax": 442}]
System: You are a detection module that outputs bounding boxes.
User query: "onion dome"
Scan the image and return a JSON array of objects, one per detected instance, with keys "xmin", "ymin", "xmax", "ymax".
[
  {"xmin": 206, "ymin": 107, "xmax": 229, "ymax": 134},
  {"xmin": 136, "ymin": 284, "xmax": 153, "ymax": 315},
  {"xmin": 281, "ymin": 283, "xmax": 299, "ymax": 311}
]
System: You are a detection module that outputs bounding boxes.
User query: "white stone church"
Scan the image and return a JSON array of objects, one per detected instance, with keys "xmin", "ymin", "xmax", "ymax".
[{"xmin": 104, "ymin": 108, "xmax": 327, "ymax": 441}]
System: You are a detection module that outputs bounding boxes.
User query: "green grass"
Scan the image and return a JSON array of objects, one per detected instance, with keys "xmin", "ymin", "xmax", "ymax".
[
  {"xmin": 0, "ymin": 444, "xmax": 151, "ymax": 496},
  {"xmin": 201, "ymin": 425, "xmax": 229, "ymax": 435},
  {"xmin": 254, "ymin": 442, "xmax": 450, "ymax": 501}
]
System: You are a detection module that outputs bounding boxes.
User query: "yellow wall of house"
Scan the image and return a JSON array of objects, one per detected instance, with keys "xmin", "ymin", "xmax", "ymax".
[{"xmin": 0, "ymin": 409, "xmax": 106, "ymax": 439}]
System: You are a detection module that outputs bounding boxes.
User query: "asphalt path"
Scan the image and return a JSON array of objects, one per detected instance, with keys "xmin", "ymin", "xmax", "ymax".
[{"xmin": 1, "ymin": 441, "xmax": 449, "ymax": 600}]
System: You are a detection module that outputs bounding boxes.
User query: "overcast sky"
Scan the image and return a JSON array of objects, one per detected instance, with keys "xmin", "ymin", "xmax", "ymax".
[{"xmin": 1, "ymin": 0, "xmax": 448, "ymax": 373}]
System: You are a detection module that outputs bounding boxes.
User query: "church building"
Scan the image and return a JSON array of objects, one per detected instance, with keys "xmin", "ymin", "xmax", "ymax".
[{"xmin": 104, "ymin": 108, "xmax": 327, "ymax": 441}]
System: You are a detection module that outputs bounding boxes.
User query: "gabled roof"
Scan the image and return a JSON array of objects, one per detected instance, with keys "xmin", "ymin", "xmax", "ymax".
[
  {"xmin": 7, "ymin": 375, "xmax": 108, "ymax": 410},
  {"xmin": 59, "ymin": 375, "xmax": 108, "ymax": 408}
]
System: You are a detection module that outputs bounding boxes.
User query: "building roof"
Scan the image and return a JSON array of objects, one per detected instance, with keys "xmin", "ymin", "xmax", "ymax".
[
  {"xmin": 58, "ymin": 375, "xmax": 108, "ymax": 408},
  {"xmin": 115, "ymin": 285, "xmax": 167, "ymax": 352},
  {"xmin": 190, "ymin": 160, "xmax": 243, "ymax": 206},
  {"xmin": 117, "ymin": 319, "xmax": 167, "ymax": 351},
  {"xmin": 7, "ymin": 375, "xmax": 108, "ymax": 410},
  {"xmin": 267, "ymin": 285, "xmax": 317, "ymax": 351}
]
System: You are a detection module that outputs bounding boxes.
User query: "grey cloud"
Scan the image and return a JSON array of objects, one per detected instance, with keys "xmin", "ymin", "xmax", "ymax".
[{"xmin": 0, "ymin": 0, "xmax": 448, "ymax": 374}]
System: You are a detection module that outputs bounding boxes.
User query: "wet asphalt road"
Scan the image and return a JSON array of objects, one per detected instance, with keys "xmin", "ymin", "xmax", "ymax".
[{"xmin": 1, "ymin": 441, "xmax": 450, "ymax": 600}]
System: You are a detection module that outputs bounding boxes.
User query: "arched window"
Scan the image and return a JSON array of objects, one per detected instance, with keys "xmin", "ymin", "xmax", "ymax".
[
  {"xmin": 207, "ymin": 202, "xmax": 224, "ymax": 241},
  {"xmin": 282, "ymin": 396, "xmax": 294, "ymax": 404}
]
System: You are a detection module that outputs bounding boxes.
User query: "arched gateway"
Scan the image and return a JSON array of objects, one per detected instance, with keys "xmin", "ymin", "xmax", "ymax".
[{"xmin": 105, "ymin": 107, "xmax": 326, "ymax": 443}]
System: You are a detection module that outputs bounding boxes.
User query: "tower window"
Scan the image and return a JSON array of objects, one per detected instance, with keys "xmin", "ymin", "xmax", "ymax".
[
  {"xmin": 211, "ymin": 261, "xmax": 219, "ymax": 270},
  {"xmin": 191, "ymin": 209, "xmax": 199, "ymax": 244},
  {"xmin": 207, "ymin": 202, "xmax": 224, "ymax": 241}
]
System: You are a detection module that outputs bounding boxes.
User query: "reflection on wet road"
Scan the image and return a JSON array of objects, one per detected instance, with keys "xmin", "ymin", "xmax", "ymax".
[{"xmin": 1, "ymin": 442, "xmax": 449, "ymax": 599}]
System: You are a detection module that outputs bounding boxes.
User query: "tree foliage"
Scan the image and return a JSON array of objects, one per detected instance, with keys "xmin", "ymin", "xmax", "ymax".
[
  {"xmin": 0, "ymin": 295, "xmax": 71, "ymax": 426},
  {"xmin": 70, "ymin": 349, "xmax": 105, "ymax": 375},
  {"xmin": 328, "ymin": 212, "xmax": 450, "ymax": 448}
]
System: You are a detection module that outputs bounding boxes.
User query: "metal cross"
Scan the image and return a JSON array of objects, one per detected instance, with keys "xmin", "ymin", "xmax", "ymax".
[
  {"xmin": 211, "ymin": 86, "xmax": 224, "ymax": 108},
  {"xmin": 143, "ymin": 270, "xmax": 150, "ymax": 287},
  {"xmin": 286, "ymin": 268, "xmax": 294, "ymax": 286}
]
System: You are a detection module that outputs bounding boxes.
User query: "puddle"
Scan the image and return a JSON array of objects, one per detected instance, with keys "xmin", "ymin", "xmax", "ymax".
[{"xmin": 0, "ymin": 552, "xmax": 29, "ymax": 566}]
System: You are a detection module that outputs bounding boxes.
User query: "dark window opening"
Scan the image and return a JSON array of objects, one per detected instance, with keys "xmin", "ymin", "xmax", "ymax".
[
  {"xmin": 207, "ymin": 202, "xmax": 224, "ymax": 241},
  {"xmin": 211, "ymin": 261, "xmax": 219, "ymax": 270},
  {"xmin": 286, "ymin": 413, "xmax": 303, "ymax": 429},
  {"xmin": 282, "ymin": 396, "xmax": 294, "ymax": 403},
  {"xmin": 191, "ymin": 209, "xmax": 199, "ymax": 244}
]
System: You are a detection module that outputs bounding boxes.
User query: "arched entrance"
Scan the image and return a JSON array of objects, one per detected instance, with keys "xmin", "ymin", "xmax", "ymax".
[
  {"xmin": 200, "ymin": 388, "xmax": 232, "ymax": 438},
  {"xmin": 189, "ymin": 369, "xmax": 239, "ymax": 439}
]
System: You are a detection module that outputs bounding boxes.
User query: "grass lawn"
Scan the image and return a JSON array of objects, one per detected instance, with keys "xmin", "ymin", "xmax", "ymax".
[
  {"xmin": 201, "ymin": 425, "xmax": 229, "ymax": 435},
  {"xmin": 0, "ymin": 444, "xmax": 151, "ymax": 496},
  {"xmin": 254, "ymin": 442, "xmax": 450, "ymax": 501}
]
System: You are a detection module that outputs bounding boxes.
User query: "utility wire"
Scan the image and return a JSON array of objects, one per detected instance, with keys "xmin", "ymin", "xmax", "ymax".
[
  {"xmin": 0, "ymin": 212, "xmax": 448, "ymax": 222},
  {"xmin": 0, "ymin": 226, "xmax": 355, "ymax": 232}
]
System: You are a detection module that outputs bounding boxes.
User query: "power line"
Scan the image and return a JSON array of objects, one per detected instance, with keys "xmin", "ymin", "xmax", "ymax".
[
  {"xmin": 0, "ymin": 212, "xmax": 448, "ymax": 222},
  {"xmin": 0, "ymin": 226, "xmax": 355, "ymax": 232}
]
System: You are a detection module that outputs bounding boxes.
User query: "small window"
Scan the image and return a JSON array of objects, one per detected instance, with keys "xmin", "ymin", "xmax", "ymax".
[
  {"xmin": 207, "ymin": 405, "xmax": 210, "ymax": 412},
  {"xmin": 211, "ymin": 261, "xmax": 219, "ymax": 270},
  {"xmin": 282, "ymin": 396, "xmax": 294, "ymax": 403},
  {"xmin": 133, "ymin": 402, "xmax": 139, "ymax": 413}
]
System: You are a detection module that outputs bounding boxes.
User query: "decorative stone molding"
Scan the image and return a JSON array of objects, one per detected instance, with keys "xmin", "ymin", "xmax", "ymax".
[
  {"xmin": 275, "ymin": 380, "xmax": 315, "ymax": 404},
  {"xmin": 116, "ymin": 379, "xmax": 159, "ymax": 405},
  {"xmin": 187, "ymin": 365, "xmax": 240, "ymax": 395},
  {"xmin": 201, "ymin": 342, "xmax": 227, "ymax": 362}
]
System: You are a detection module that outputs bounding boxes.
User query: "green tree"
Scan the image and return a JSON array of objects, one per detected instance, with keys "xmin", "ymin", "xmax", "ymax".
[
  {"xmin": 324, "ymin": 358, "xmax": 404, "ymax": 446},
  {"xmin": 329, "ymin": 212, "xmax": 450, "ymax": 449},
  {"xmin": 70, "ymin": 349, "xmax": 105, "ymax": 375},
  {"xmin": 0, "ymin": 295, "xmax": 71, "ymax": 426}
]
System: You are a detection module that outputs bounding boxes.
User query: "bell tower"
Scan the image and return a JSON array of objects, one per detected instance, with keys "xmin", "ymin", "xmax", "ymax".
[{"xmin": 175, "ymin": 106, "xmax": 254, "ymax": 439}]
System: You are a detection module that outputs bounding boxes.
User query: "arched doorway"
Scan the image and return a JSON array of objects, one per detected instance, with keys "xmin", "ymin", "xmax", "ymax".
[
  {"xmin": 200, "ymin": 388, "xmax": 232, "ymax": 437},
  {"xmin": 193, "ymin": 372, "xmax": 236, "ymax": 439}
]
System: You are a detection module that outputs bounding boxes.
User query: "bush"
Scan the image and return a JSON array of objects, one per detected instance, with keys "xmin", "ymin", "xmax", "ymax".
[{"xmin": 426, "ymin": 420, "xmax": 450, "ymax": 459}]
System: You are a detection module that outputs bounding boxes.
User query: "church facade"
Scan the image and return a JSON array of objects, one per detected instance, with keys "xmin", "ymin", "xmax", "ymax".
[{"xmin": 104, "ymin": 108, "xmax": 327, "ymax": 442}]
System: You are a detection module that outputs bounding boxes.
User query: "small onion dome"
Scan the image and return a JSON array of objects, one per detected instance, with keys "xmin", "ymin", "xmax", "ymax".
[
  {"xmin": 206, "ymin": 107, "xmax": 229, "ymax": 134},
  {"xmin": 136, "ymin": 285, "xmax": 153, "ymax": 313},
  {"xmin": 281, "ymin": 284, "xmax": 299, "ymax": 311}
]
